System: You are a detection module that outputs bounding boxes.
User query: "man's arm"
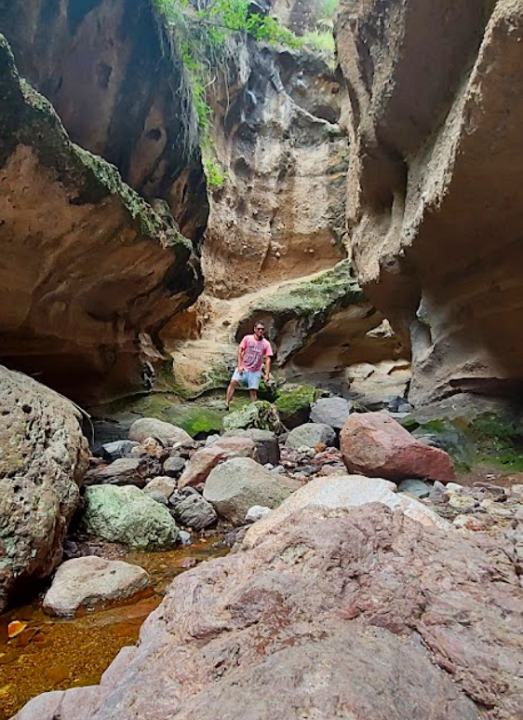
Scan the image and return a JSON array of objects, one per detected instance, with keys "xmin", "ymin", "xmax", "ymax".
[
  {"xmin": 237, "ymin": 342, "xmax": 246, "ymax": 372},
  {"xmin": 263, "ymin": 355, "xmax": 271, "ymax": 382}
]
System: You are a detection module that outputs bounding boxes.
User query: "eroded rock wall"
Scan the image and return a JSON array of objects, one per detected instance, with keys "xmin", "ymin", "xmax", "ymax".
[
  {"xmin": 202, "ymin": 38, "xmax": 348, "ymax": 298},
  {"xmin": 0, "ymin": 34, "xmax": 200, "ymax": 402},
  {"xmin": 0, "ymin": 0, "xmax": 208, "ymax": 241},
  {"xmin": 336, "ymin": 0, "xmax": 523, "ymax": 404}
]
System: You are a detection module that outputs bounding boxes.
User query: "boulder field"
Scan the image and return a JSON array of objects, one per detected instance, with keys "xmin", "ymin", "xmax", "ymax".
[{"xmin": 12, "ymin": 503, "xmax": 522, "ymax": 720}]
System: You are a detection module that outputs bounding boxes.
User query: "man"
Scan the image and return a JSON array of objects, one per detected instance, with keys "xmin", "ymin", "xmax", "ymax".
[{"xmin": 225, "ymin": 322, "xmax": 273, "ymax": 409}]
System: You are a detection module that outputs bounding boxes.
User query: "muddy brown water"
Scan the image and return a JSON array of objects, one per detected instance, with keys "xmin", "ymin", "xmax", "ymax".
[{"xmin": 0, "ymin": 537, "xmax": 228, "ymax": 720}]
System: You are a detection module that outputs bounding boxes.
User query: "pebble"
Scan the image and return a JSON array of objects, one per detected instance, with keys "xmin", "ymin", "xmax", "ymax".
[
  {"xmin": 178, "ymin": 530, "xmax": 192, "ymax": 546},
  {"xmin": 446, "ymin": 482, "xmax": 464, "ymax": 493},
  {"xmin": 448, "ymin": 494, "xmax": 477, "ymax": 512}
]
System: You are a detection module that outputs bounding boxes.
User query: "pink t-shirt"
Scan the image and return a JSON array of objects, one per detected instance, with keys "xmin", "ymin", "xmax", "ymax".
[{"xmin": 239, "ymin": 334, "xmax": 273, "ymax": 372}]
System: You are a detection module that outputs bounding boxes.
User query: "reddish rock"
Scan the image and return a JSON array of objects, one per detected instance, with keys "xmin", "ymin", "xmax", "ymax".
[
  {"xmin": 13, "ymin": 505, "xmax": 522, "ymax": 720},
  {"xmin": 178, "ymin": 438, "xmax": 257, "ymax": 489},
  {"xmin": 340, "ymin": 411, "xmax": 455, "ymax": 483},
  {"xmin": 178, "ymin": 446, "xmax": 226, "ymax": 489}
]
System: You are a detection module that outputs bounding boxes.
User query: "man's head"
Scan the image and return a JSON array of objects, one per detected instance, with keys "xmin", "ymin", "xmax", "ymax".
[{"xmin": 254, "ymin": 322, "xmax": 265, "ymax": 339}]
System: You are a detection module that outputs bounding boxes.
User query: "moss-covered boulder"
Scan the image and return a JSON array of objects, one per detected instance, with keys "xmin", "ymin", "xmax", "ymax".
[
  {"xmin": 274, "ymin": 384, "xmax": 318, "ymax": 429},
  {"xmin": 223, "ymin": 401, "xmax": 283, "ymax": 434},
  {"xmin": 81, "ymin": 485, "xmax": 179, "ymax": 549}
]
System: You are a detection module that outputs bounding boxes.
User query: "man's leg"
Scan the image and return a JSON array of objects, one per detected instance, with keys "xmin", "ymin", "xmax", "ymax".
[
  {"xmin": 226, "ymin": 380, "xmax": 238, "ymax": 409},
  {"xmin": 248, "ymin": 371, "xmax": 261, "ymax": 403}
]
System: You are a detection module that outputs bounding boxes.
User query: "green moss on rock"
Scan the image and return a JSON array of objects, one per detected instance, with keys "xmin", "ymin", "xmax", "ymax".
[
  {"xmin": 275, "ymin": 384, "xmax": 318, "ymax": 429},
  {"xmin": 223, "ymin": 401, "xmax": 282, "ymax": 434},
  {"xmin": 402, "ymin": 410, "xmax": 523, "ymax": 475},
  {"xmin": 0, "ymin": 34, "xmax": 189, "ymax": 257}
]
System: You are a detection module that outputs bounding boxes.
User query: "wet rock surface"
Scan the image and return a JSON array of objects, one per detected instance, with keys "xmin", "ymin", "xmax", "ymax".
[{"xmin": 15, "ymin": 504, "xmax": 522, "ymax": 720}]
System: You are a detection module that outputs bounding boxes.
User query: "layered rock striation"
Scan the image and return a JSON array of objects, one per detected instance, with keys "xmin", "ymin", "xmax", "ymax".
[
  {"xmin": 336, "ymin": 0, "xmax": 523, "ymax": 403},
  {"xmin": 0, "ymin": 34, "xmax": 201, "ymax": 401}
]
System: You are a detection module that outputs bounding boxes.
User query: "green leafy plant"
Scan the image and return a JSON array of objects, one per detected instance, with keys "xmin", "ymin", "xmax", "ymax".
[{"xmin": 154, "ymin": 0, "xmax": 301, "ymax": 189}]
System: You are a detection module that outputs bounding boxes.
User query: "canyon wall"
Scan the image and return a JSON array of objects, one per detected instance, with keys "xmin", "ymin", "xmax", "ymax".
[
  {"xmin": 336, "ymin": 0, "xmax": 523, "ymax": 404},
  {"xmin": 202, "ymin": 37, "xmax": 347, "ymax": 299},
  {"xmin": 0, "ymin": 1, "xmax": 208, "ymax": 402},
  {"xmin": 166, "ymin": 1, "xmax": 405, "ymax": 395},
  {"xmin": 0, "ymin": 0, "xmax": 208, "ymax": 241}
]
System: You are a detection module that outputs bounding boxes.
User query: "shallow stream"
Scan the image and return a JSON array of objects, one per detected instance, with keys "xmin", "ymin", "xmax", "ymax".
[{"xmin": 0, "ymin": 537, "xmax": 228, "ymax": 720}]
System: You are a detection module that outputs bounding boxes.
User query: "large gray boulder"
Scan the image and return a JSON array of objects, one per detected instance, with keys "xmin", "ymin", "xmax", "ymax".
[
  {"xmin": 286, "ymin": 423, "xmax": 336, "ymax": 450},
  {"xmin": 0, "ymin": 366, "xmax": 89, "ymax": 612},
  {"xmin": 310, "ymin": 397, "xmax": 351, "ymax": 430},
  {"xmin": 81, "ymin": 485, "xmax": 179, "ymax": 549},
  {"xmin": 129, "ymin": 418, "xmax": 192, "ymax": 446},
  {"xmin": 203, "ymin": 458, "xmax": 293, "ymax": 525},
  {"xmin": 43, "ymin": 556, "xmax": 149, "ymax": 617}
]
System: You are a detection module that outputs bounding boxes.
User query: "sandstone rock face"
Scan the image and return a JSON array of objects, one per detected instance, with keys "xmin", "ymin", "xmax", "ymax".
[
  {"xmin": 203, "ymin": 40, "xmax": 347, "ymax": 299},
  {"xmin": 81, "ymin": 485, "xmax": 178, "ymax": 549},
  {"xmin": 336, "ymin": 0, "xmax": 523, "ymax": 403},
  {"xmin": 203, "ymin": 458, "xmax": 292, "ymax": 525},
  {"xmin": 15, "ymin": 505, "xmax": 522, "ymax": 720},
  {"xmin": 340, "ymin": 412, "xmax": 456, "ymax": 483},
  {"xmin": 0, "ymin": 366, "xmax": 89, "ymax": 612},
  {"xmin": 43, "ymin": 556, "xmax": 149, "ymax": 617},
  {"xmin": 0, "ymin": 35, "xmax": 200, "ymax": 402},
  {"xmin": 0, "ymin": 0, "xmax": 207, "ymax": 241}
]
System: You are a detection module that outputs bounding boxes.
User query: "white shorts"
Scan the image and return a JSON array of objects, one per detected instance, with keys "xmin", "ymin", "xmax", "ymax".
[{"xmin": 232, "ymin": 369, "xmax": 262, "ymax": 390}]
